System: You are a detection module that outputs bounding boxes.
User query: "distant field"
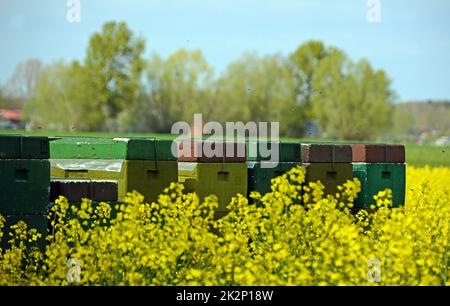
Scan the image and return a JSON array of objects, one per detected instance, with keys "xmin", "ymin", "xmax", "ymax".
[
  {"xmin": 0, "ymin": 129, "xmax": 176, "ymax": 140},
  {"xmin": 1, "ymin": 129, "xmax": 449, "ymax": 167},
  {"xmin": 404, "ymin": 143, "xmax": 449, "ymax": 167}
]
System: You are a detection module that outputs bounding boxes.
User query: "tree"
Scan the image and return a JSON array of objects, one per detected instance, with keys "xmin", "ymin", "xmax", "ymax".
[
  {"xmin": 3, "ymin": 58, "xmax": 43, "ymax": 108},
  {"xmin": 288, "ymin": 40, "xmax": 331, "ymax": 132},
  {"xmin": 394, "ymin": 101, "xmax": 450, "ymax": 139},
  {"xmin": 0, "ymin": 85, "xmax": 19, "ymax": 109},
  {"xmin": 25, "ymin": 61, "xmax": 102, "ymax": 131},
  {"xmin": 311, "ymin": 50, "xmax": 394, "ymax": 140},
  {"xmin": 85, "ymin": 21, "xmax": 145, "ymax": 131},
  {"xmin": 131, "ymin": 49, "xmax": 215, "ymax": 133},
  {"xmin": 391, "ymin": 105, "xmax": 415, "ymax": 140},
  {"xmin": 216, "ymin": 53, "xmax": 297, "ymax": 135},
  {"xmin": 0, "ymin": 86, "xmax": 4, "ymax": 107}
]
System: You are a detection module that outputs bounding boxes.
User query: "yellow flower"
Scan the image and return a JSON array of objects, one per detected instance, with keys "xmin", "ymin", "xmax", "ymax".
[{"xmin": 0, "ymin": 165, "xmax": 448, "ymax": 286}]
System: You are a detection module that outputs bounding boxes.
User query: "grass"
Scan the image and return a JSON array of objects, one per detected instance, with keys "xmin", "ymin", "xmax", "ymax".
[
  {"xmin": 0, "ymin": 129, "xmax": 176, "ymax": 140},
  {"xmin": 404, "ymin": 143, "xmax": 449, "ymax": 167},
  {"xmin": 1, "ymin": 129, "xmax": 449, "ymax": 167}
]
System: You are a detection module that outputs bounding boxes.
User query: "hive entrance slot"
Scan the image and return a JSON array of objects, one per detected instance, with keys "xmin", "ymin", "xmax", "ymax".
[
  {"xmin": 217, "ymin": 171, "xmax": 230, "ymax": 181},
  {"xmin": 326, "ymin": 171, "xmax": 337, "ymax": 180},
  {"xmin": 15, "ymin": 169, "xmax": 28, "ymax": 182},
  {"xmin": 275, "ymin": 170, "xmax": 285, "ymax": 176},
  {"xmin": 147, "ymin": 169, "xmax": 159, "ymax": 179}
]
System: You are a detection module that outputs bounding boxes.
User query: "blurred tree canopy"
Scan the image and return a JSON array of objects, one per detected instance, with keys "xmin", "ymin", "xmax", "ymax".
[
  {"xmin": 26, "ymin": 61, "xmax": 101, "ymax": 131},
  {"xmin": 19, "ymin": 22, "xmax": 400, "ymax": 140},
  {"xmin": 311, "ymin": 49, "xmax": 394, "ymax": 140},
  {"xmin": 288, "ymin": 41, "xmax": 330, "ymax": 128},
  {"xmin": 216, "ymin": 53, "xmax": 297, "ymax": 135},
  {"xmin": 129, "ymin": 49, "xmax": 215, "ymax": 133},
  {"xmin": 85, "ymin": 21, "xmax": 145, "ymax": 131},
  {"xmin": 0, "ymin": 87, "xmax": 4, "ymax": 107},
  {"xmin": 2, "ymin": 58, "xmax": 43, "ymax": 109},
  {"xmin": 393, "ymin": 101, "xmax": 450, "ymax": 140}
]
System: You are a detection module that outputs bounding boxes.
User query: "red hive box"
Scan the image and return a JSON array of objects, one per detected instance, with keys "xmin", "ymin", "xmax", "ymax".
[
  {"xmin": 350, "ymin": 144, "xmax": 405, "ymax": 163},
  {"xmin": 301, "ymin": 144, "xmax": 352, "ymax": 163},
  {"xmin": 177, "ymin": 140, "xmax": 246, "ymax": 162}
]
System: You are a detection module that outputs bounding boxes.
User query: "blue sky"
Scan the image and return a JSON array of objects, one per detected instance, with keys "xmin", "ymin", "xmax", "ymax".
[{"xmin": 1, "ymin": 0, "xmax": 449, "ymax": 101}]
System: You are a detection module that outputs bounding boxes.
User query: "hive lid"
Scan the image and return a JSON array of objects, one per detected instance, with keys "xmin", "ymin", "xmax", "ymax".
[
  {"xmin": 246, "ymin": 141, "xmax": 301, "ymax": 162},
  {"xmin": 301, "ymin": 143, "xmax": 352, "ymax": 163},
  {"xmin": 176, "ymin": 140, "xmax": 246, "ymax": 162},
  {"xmin": 350, "ymin": 144, "xmax": 405, "ymax": 163},
  {"xmin": 50, "ymin": 137, "xmax": 176, "ymax": 160},
  {"xmin": 0, "ymin": 135, "xmax": 49, "ymax": 159}
]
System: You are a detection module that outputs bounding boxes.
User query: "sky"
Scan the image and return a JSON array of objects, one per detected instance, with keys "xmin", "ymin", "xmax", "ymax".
[{"xmin": 0, "ymin": 0, "xmax": 449, "ymax": 102}]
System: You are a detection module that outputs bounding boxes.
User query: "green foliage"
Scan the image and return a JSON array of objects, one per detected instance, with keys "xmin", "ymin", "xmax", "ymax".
[
  {"xmin": 215, "ymin": 53, "xmax": 297, "ymax": 135},
  {"xmin": 405, "ymin": 143, "xmax": 450, "ymax": 167},
  {"xmin": 10, "ymin": 22, "xmax": 397, "ymax": 141},
  {"xmin": 85, "ymin": 21, "xmax": 145, "ymax": 131},
  {"xmin": 0, "ymin": 87, "xmax": 4, "ymax": 106},
  {"xmin": 288, "ymin": 41, "xmax": 395, "ymax": 140},
  {"xmin": 25, "ymin": 61, "xmax": 102, "ymax": 131},
  {"xmin": 392, "ymin": 106, "xmax": 415, "ymax": 139},
  {"xmin": 2, "ymin": 59, "xmax": 43, "ymax": 109},
  {"xmin": 0, "ymin": 84, "xmax": 22, "ymax": 109},
  {"xmin": 130, "ymin": 49, "xmax": 215, "ymax": 133},
  {"xmin": 311, "ymin": 50, "xmax": 394, "ymax": 140},
  {"xmin": 393, "ymin": 101, "xmax": 450, "ymax": 139},
  {"xmin": 289, "ymin": 40, "xmax": 330, "ymax": 121}
]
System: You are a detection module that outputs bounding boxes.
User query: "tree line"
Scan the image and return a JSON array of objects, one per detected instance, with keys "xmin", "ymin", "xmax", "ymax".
[{"xmin": 0, "ymin": 21, "xmax": 395, "ymax": 140}]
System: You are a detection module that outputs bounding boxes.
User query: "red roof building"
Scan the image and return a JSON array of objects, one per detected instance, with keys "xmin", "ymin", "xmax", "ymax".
[
  {"xmin": 0, "ymin": 109, "xmax": 22, "ymax": 121},
  {"xmin": 0, "ymin": 109, "xmax": 24, "ymax": 129}
]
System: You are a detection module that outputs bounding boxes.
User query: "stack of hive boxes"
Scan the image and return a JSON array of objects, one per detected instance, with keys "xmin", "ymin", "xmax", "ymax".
[
  {"xmin": 49, "ymin": 137, "xmax": 178, "ymax": 203},
  {"xmin": 246, "ymin": 141, "xmax": 301, "ymax": 199},
  {"xmin": 301, "ymin": 144, "xmax": 353, "ymax": 195},
  {"xmin": 0, "ymin": 135, "xmax": 50, "ymax": 250},
  {"xmin": 351, "ymin": 144, "xmax": 405, "ymax": 209},
  {"xmin": 177, "ymin": 140, "xmax": 247, "ymax": 218}
]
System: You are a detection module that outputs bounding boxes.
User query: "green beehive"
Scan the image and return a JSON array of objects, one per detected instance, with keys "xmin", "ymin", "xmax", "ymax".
[
  {"xmin": 51, "ymin": 159, "xmax": 177, "ymax": 202},
  {"xmin": 352, "ymin": 163, "xmax": 405, "ymax": 209},
  {"xmin": 246, "ymin": 141, "xmax": 301, "ymax": 198},
  {"xmin": 178, "ymin": 162, "xmax": 248, "ymax": 213},
  {"xmin": 247, "ymin": 162, "xmax": 300, "ymax": 197},
  {"xmin": 302, "ymin": 163, "xmax": 353, "ymax": 196},
  {"xmin": 0, "ymin": 159, "xmax": 50, "ymax": 215},
  {"xmin": 50, "ymin": 137, "xmax": 175, "ymax": 160},
  {"xmin": 50, "ymin": 138, "xmax": 178, "ymax": 202},
  {"xmin": 0, "ymin": 135, "xmax": 49, "ymax": 159},
  {"xmin": 0, "ymin": 214, "xmax": 48, "ymax": 251},
  {"xmin": 246, "ymin": 141, "xmax": 301, "ymax": 162}
]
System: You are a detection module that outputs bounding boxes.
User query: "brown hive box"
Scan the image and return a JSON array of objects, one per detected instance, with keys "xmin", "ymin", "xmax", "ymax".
[
  {"xmin": 50, "ymin": 179, "xmax": 118, "ymax": 202},
  {"xmin": 177, "ymin": 140, "xmax": 246, "ymax": 162},
  {"xmin": 350, "ymin": 144, "xmax": 405, "ymax": 163},
  {"xmin": 301, "ymin": 144, "xmax": 352, "ymax": 163}
]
